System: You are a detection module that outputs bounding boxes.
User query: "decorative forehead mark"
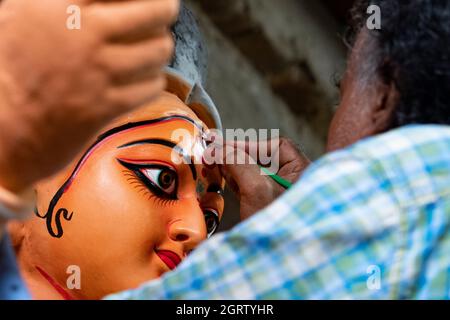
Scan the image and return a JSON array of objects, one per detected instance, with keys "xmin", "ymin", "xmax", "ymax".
[{"xmin": 35, "ymin": 115, "xmax": 203, "ymax": 239}]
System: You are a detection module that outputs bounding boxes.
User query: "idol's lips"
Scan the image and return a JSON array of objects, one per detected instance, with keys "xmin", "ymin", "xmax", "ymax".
[{"xmin": 155, "ymin": 250, "xmax": 182, "ymax": 270}]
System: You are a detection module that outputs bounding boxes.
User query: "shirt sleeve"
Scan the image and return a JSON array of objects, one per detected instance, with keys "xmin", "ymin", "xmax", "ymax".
[{"xmin": 105, "ymin": 151, "xmax": 407, "ymax": 300}]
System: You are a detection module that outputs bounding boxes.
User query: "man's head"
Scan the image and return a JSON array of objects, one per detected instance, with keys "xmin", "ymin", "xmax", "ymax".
[{"xmin": 328, "ymin": 0, "xmax": 450, "ymax": 151}]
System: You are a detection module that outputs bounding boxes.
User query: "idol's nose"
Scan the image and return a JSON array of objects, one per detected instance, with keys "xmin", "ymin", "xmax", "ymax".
[{"xmin": 168, "ymin": 211, "xmax": 206, "ymax": 253}]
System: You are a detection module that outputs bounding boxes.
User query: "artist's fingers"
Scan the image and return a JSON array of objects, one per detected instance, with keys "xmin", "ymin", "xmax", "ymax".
[
  {"xmin": 275, "ymin": 137, "xmax": 311, "ymax": 182},
  {"xmin": 220, "ymin": 147, "xmax": 279, "ymax": 220},
  {"xmin": 105, "ymin": 75, "xmax": 166, "ymax": 113},
  {"xmin": 278, "ymin": 137, "xmax": 310, "ymax": 166},
  {"xmin": 218, "ymin": 139, "xmax": 308, "ymax": 194},
  {"xmin": 233, "ymin": 139, "xmax": 275, "ymax": 158},
  {"xmin": 90, "ymin": 0, "xmax": 179, "ymax": 41},
  {"xmin": 233, "ymin": 137, "xmax": 310, "ymax": 176},
  {"xmin": 96, "ymin": 34, "xmax": 173, "ymax": 84}
]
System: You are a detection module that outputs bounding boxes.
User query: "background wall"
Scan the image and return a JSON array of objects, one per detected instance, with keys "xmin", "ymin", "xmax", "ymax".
[{"xmin": 184, "ymin": 0, "xmax": 355, "ymax": 230}]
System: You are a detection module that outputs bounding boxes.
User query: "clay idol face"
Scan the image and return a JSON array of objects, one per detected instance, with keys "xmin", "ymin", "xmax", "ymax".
[{"xmin": 16, "ymin": 92, "xmax": 224, "ymax": 300}]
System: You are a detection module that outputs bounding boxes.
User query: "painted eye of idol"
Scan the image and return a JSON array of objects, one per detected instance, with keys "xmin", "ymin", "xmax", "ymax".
[
  {"xmin": 203, "ymin": 208, "xmax": 219, "ymax": 238},
  {"xmin": 142, "ymin": 167, "xmax": 177, "ymax": 196},
  {"xmin": 118, "ymin": 160, "xmax": 178, "ymax": 200},
  {"xmin": 118, "ymin": 158, "xmax": 221, "ymax": 237}
]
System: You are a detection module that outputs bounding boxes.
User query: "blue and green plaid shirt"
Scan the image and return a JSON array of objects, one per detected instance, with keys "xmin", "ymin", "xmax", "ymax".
[{"xmin": 108, "ymin": 124, "xmax": 450, "ymax": 299}]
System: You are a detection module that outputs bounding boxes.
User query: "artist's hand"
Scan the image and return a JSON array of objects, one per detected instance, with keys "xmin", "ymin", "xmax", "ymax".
[
  {"xmin": 207, "ymin": 137, "xmax": 311, "ymax": 220},
  {"xmin": 0, "ymin": 0, "xmax": 179, "ymax": 193}
]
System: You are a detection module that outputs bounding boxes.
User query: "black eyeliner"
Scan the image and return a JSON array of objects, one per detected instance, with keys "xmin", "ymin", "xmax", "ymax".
[{"xmin": 117, "ymin": 159, "xmax": 178, "ymax": 200}]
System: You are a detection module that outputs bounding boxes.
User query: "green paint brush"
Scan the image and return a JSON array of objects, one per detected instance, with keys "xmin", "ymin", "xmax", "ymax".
[{"xmin": 260, "ymin": 166, "xmax": 293, "ymax": 190}]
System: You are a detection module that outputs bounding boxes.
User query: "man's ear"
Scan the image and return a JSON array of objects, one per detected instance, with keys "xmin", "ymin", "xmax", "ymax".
[{"xmin": 371, "ymin": 80, "xmax": 399, "ymax": 134}]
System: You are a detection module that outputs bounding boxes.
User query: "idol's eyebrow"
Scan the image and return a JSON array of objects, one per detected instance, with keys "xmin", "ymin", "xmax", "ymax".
[
  {"xmin": 117, "ymin": 138, "xmax": 197, "ymax": 180},
  {"xmin": 207, "ymin": 183, "xmax": 224, "ymax": 199}
]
